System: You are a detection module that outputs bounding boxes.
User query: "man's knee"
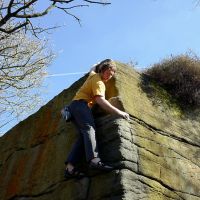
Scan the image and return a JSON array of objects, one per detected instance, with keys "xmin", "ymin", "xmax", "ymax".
[{"xmin": 80, "ymin": 124, "xmax": 95, "ymax": 134}]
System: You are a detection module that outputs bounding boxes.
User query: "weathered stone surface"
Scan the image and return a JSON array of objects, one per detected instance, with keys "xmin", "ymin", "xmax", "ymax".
[{"xmin": 0, "ymin": 63, "xmax": 199, "ymax": 200}]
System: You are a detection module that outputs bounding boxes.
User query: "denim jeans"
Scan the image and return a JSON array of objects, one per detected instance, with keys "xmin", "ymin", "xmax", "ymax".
[{"xmin": 65, "ymin": 100, "xmax": 99, "ymax": 165}]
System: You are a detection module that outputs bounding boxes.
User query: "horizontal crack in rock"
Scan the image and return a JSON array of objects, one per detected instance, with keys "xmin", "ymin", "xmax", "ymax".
[{"xmin": 129, "ymin": 115, "xmax": 200, "ymax": 148}]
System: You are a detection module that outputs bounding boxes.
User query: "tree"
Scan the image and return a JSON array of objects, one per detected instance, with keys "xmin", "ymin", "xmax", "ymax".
[
  {"xmin": 0, "ymin": 28, "xmax": 53, "ymax": 129},
  {"xmin": 0, "ymin": 0, "xmax": 110, "ymax": 36},
  {"xmin": 0, "ymin": 0, "xmax": 111, "ymax": 131}
]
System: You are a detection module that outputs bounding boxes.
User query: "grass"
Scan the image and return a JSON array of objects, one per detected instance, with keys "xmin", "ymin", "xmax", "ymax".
[{"xmin": 143, "ymin": 53, "xmax": 200, "ymax": 109}]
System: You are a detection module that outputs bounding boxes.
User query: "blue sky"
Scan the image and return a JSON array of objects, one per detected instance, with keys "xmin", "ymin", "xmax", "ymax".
[
  {"xmin": 1, "ymin": 0, "xmax": 200, "ymax": 134},
  {"xmin": 43, "ymin": 0, "xmax": 200, "ymax": 102}
]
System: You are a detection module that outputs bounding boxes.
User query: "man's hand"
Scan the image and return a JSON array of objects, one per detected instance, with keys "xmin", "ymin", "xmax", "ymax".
[
  {"xmin": 95, "ymin": 96, "xmax": 130, "ymax": 120},
  {"xmin": 117, "ymin": 110, "xmax": 130, "ymax": 120}
]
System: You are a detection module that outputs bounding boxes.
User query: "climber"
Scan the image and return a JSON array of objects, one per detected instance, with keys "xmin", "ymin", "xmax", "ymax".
[{"xmin": 64, "ymin": 59, "xmax": 130, "ymax": 179}]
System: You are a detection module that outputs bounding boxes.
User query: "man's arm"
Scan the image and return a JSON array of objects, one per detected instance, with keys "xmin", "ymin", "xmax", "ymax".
[{"xmin": 95, "ymin": 96, "xmax": 130, "ymax": 120}]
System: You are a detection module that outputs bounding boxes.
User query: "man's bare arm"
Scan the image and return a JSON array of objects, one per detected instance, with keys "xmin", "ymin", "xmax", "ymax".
[{"xmin": 95, "ymin": 96, "xmax": 130, "ymax": 120}]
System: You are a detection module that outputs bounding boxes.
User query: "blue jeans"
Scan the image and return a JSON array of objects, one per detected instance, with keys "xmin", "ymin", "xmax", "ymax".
[{"xmin": 65, "ymin": 100, "xmax": 99, "ymax": 165}]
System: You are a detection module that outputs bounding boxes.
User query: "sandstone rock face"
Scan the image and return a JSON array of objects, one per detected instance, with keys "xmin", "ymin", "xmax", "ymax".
[{"xmin": 0, "ymin": 64, "xmax": 199, "ymax": 200}]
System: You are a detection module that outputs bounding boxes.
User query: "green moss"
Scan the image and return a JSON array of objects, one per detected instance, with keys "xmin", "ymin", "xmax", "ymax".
[{"xmin": 140, "ymin": 75, "xmax": 184, "ymax": 118}]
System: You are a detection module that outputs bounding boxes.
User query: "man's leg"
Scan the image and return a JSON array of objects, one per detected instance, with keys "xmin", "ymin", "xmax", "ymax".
[
  {"xmin": 70, "ymin": 100, "xmax": 99, "ymax": 162},
  {"xmin": 64, "ymin": 121, "xmax": 85, "ymax": 178},
  {"xmin": 65, "ymin": 133, "xmax": 84, "ymax": 166},
  {"xmin": 68, "ymin": 100, "xmax": 113, "ymax": 171}
]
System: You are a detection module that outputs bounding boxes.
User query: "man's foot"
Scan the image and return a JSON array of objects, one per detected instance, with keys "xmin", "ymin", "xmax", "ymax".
[
  {"xmin": 89, "ymin": 161, "xmax": 114, "ymax": 171},
  {"xmin": 64, "ymin": 168, "xmax": 85, "ymax": 179}
]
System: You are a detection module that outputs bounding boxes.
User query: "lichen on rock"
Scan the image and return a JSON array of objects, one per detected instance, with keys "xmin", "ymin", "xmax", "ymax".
[{"xmin": 0, "ymin": 62, "xmax": 199, "ymax": 200}]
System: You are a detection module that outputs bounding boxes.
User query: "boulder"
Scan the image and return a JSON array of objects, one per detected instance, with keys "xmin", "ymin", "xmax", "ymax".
[{"xmin": 0, "ymin": 63, "xmax": 199, "ymax": 200}]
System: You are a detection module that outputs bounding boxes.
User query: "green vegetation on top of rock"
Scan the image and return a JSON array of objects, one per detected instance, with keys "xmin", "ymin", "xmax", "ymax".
[{"xmin": 144, "ymin": 53, "xmax": 200, "ymax": 109}]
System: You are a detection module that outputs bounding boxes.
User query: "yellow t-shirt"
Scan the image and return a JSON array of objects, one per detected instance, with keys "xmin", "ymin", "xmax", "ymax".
[{"xmin": 73, "ymin": 71, "xmax": 105, "ymax": 107}]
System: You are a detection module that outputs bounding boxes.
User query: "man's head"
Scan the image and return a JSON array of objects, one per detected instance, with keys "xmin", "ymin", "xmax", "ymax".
[{"xmin": 99, "ymin": 59, "xmax": 116, "ymax": 81}]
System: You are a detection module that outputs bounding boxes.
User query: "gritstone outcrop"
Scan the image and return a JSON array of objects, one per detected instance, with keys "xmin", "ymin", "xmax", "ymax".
[{"xmin": 0, "ymin": 63, "xmax": 200, "ymax": 200}]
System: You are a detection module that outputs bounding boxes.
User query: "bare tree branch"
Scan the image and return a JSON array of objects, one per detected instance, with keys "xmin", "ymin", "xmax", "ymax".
[
  {"xmin": 0, "ymin": 28, "xmax": 54, "ymax": 129},
  {"xmin": 15, "ymin": 3, "xmax": 56, "ymax": 18},
  {"xmin": 7, "ymin": 0, "xmax": 15, "ymax": 14},
  {"xmin": 0, "ymin": 21, "xmax": 29, "ymax": 33},
  {"xmin": 55, "ymin": 5, "xmax": 81, "ymax": 24},
  {"xmin": 83, "ymin": 0, "xmax": 110, "ymax": 5},
  {"xmin": 0, "ymin": 0, "xmax": 111, "ymax": 36},
  {"xmin": 50, "ymin": 0, "xmax": 74, "ymax": 3},
  {"xmin": 0, "ymin": 0, "xmax": 111, "ymax": 130}
]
